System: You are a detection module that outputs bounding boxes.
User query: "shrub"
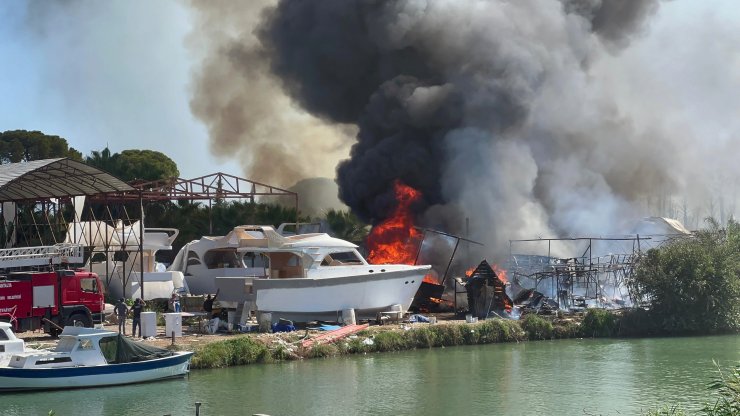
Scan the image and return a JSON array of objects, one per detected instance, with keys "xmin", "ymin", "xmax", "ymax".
[
  {"xmin": 617, "ymin": 308, "xmax": 656, "ymax": 337},
  {"xmin": 429, "ymin": 324, "xmax": 465, "ymax": 347},
  {"xmin": 373, "ymin": 331, "xmax": 407, "ymax": 352},
  {"xmin": 581, "ymin": 309, "xmax": 617, "ymax": 338},
  {"xmin": 553, "ymin": 321, "xmax": 580, "ymax": 339},
  {"xmin": 190, "ymin": 336, "xmax": 272, "ymax": 369},
  {"xmin": 406, "ymin": 326, "xmax": 436, "ymax": 349},
  {"xmin": 633, "ymin": 218, "xmax": 740, "ymax": 334},
  {"xmin": 308, "ymin": 343, "xmax": 339, "ymax": 358},
  {"xmin": 477, "ymin": 319, "xmax": 523, "ymax": 343},
  {"xmin": 521, "ymin": 314, "xmax": 554, "ymax": 340}
]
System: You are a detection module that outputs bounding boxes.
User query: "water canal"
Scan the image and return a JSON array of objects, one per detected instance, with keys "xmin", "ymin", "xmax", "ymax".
[{"xmin": 5, "ymin": 335, "xmax": 740, "ymax": 416}]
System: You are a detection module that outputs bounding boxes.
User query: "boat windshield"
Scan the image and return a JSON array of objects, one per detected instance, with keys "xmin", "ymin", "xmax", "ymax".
[
  {"xmin": 53, "ymin": 337, "xmax": 77, "ymax": 353},
  {"xmin": 321, "ymin": 251, "xmax": 364, "ymax": 266}
]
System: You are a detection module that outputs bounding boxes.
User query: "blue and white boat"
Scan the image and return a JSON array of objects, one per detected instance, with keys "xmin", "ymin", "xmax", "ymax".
[{"xmin": 0, "ymin": 326, "xmax": 193, "ymax": 391}]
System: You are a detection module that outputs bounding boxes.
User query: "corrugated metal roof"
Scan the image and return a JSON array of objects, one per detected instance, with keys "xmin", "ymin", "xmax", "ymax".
[{"xmin": 0, "ymin": 158, "xmax": 135, "ymax": 202}]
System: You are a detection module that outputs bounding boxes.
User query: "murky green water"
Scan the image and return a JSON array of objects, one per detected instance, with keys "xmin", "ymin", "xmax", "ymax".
[{"xmin": 4, "ymin": 335, "xmax": 740, "ymax": 416}]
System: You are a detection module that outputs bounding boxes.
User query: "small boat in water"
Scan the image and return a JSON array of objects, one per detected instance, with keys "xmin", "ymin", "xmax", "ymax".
[
  {"xmin": 0, "ymin": 326, "xmax": 193, "ymax": 391},
  {"xmin": 0, "ymin": 322, "xmax": 25, "ymax": 367}
]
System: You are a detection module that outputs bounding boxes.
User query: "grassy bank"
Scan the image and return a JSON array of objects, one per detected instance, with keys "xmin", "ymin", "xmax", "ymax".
[{"xmin": 188, "ymin": 311, "xmax": 617, "ymax": 369}]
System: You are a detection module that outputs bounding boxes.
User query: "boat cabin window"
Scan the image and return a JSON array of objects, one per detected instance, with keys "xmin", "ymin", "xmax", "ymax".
[
  {"xmin": 80, "ymin": 277, "xmax": 99, "ymax": 293},
  {"xmin": 35, "ymin": 357, "xmax": 73, "ymax": 365},
  {"xmin": 54, "ymin": 338, "xmax": 77, "ymax": 352},
  {"xmin": 78, "ymin": 339, "xmax": 94, "ymax": 350},
  {"xmin": 0, "ymin": 330, "xmax": 8, "ymax": 341},
  {"xmin": 91, "ymin": 252, "xmax": 107, "ymax": 263},
  {"xmin": 204, "ymin": 249, "xmax": 244, "ymax": 269},
  {"xmin": 243, "ymin": 252, "xmax": 268, "ymax": 268},
  {"xmin": 187, "ymin": 251, "xmax": 202, "ymax": 266},
  {"xmin": 269, "ymin": 252, "xmax": 303, "ymax": 278},
  {"xmin": 321, "ymin": 251, "xmax": 363, "ymax": 266},
  {"xmin": 99, "ymin": 336, "xmax": 118, "ymax": 363},
  {"xmin": 113, "ymin": 251, "xmax": 129, "ymax": 262}
]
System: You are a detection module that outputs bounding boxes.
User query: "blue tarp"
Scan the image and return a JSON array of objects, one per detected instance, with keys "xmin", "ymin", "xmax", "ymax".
[
  {"xmin": 307, "ymin": 324, "xmax": 342, "ymax": 331},
  {"xmin": 272, "ymin": 323, "xmax": 296, "ymax": 333},
  {"xmin": 408, "ymin": 314, "xmax": 430, "ymax": 323}
]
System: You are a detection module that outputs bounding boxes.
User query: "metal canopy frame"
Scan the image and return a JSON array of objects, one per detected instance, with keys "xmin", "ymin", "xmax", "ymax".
[
  {"xmin": 91, "ymin": 172, "xmax": 300, "ymax": 232},
  {"xmin": 0, "ymin": 158, "xmax": 133, "ymax": 201},
  {"xmin": 0, "ymin": 158, "xmax": 144, "ymax": 308},
  {"xmin": 99, "ymin": 172, "xmax": 297, "ymax": 203}
]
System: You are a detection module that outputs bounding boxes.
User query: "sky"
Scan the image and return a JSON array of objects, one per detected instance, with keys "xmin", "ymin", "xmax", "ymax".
[
  {"xmin": 0, "ymin": 0, "xmax": 738, "ymax": 200},
  {"xmin": 0, "ymin": 1, "xmax": 240, "ymax": 179}
]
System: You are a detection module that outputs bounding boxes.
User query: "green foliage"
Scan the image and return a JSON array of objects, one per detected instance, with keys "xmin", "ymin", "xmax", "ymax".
[
  {"xmin": 617, "ymin": 308, "xmax": 656, "ymax": 337},
  {"xmin": 372, "ymin": 331, "xmax": 408, "ymax": 351},
  {"xmin": 703, "ymin": 361, "xmax": 740, "ymax": 415},
  {"xmin": 324, "ymin": 209, "xmax": 368, "ymax": 242},
  {"xmin": 428, "ymin": 324, "xmax": 465, "ymax": 346},
  {"xmin": 86, "ymin": 147, "xmax": 179, "ymax": 182},
  {"xmin": 581, "ymin": 309, "xmax": 618, "ymax": 338},
  {"xmin": 521, "ymin": 314, "xmax": 554, "ymax": 340},
  {"xmin": 633, "ymin": 219, "xmax": 740, "ymax": 334},
  {"xmin": 0, "ymin": 130, "xmax": 82, "ymax": 163},
  {"xmin": 476, "ymin": 319, "xmax": 524, "ymax": 344},
  {"xmin": 308, "ymin": 343, "xmax": 339, "ymax": 358},
  {"xmin": 643, "ymin": 405, "xmax": 686, "ymax": 415},
  {"xmin": 553, "ymin": 321, "xmax": 580, "ymax": 339},
  {"xmin": 190, "ymin": 336, "xmax": 273, "ymax": 368}
]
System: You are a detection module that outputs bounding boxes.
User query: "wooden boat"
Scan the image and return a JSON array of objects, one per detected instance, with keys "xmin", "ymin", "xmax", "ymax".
[{"xmin": 0, "ymin": 326, "xmax": 193, "ymax": 391}]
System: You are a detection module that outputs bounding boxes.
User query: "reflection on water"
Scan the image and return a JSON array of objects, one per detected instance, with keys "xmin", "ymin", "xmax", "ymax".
[{"xmin": 4, "ymin": 335, "xmax": 740, "ymax": 416}]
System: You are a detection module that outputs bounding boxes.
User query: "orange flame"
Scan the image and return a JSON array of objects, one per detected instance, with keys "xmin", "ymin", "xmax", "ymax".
[
  {"xmin": 423, "ymin": 271, "xmax": 439, "ymax": 284},
  {"xmin": 366, "ymin": 180, "xmax": 423, "ymax": 265},
  {"xmin": 464, "ymin": 267, "xmax": 475, "ymax": 277},
  {"xmin": 492, "ymin": 264, "xmax": 508, "ymax": 284}
]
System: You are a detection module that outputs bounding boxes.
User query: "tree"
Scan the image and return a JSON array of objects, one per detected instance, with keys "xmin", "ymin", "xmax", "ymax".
[
  {"xmin": 0, "ymin": 130, "xmax": 82, "ymax": 163},
  {"xmin": 85, "ymin": 147, "xmax": 118, "ymax": 173},
  {"xmin": 86, "ymin": 148, "xmax": 179, "ymax": 182},
  {"xmin": 633, "ymin": 218, "xmax": 740, "ymax": 333},
  {"xmin": 324, "ymin": 209, "xmax": 368, "ymax": 242}
]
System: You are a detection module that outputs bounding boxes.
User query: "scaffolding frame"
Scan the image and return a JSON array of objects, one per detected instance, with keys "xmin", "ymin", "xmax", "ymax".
[{"xmin": 506, "ymin": 236, "xmax": 679, "ymax": 309}]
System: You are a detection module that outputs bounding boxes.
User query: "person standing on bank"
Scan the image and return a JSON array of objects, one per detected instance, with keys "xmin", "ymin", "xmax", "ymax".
[
  {"xmin": 114, "ymin": 298, "xmax": 129, "ymax": 335},
  {"xmin": 131, "ymin": 298, "xmax": 145, "ymax": 338},
  {"xmin": 203, "ymin": 289, "xmax": 220, "ymax": 318}
]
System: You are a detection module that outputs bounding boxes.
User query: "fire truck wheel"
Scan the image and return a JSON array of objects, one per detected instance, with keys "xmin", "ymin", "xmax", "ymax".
[{"xmin": 66, "ymin": 313, "xmax": 92, "ymax": 328}]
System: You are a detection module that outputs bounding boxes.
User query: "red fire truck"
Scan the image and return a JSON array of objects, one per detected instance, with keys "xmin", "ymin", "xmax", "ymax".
[{"xmin": 0, "ymin": 270, "xmax": 104, "ymax": 336}]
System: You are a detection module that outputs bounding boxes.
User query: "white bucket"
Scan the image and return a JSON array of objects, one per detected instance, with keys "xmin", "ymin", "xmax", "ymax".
[{"xmin": 465, "ymin": 314, "xmax": 478, "ymax": 324}]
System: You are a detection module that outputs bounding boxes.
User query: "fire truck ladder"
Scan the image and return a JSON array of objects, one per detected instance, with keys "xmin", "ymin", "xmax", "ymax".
[{"xmin": 0, "ymin": 244, "xmax": 84, "ymax": 270}]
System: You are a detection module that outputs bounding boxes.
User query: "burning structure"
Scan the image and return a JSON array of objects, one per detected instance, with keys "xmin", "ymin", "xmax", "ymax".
[{"xmin": 463, "ymin": 260, "xmax": 512, "ymax": 319}]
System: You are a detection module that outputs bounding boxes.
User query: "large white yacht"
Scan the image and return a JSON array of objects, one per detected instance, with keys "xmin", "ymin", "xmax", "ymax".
[
  {"xmin": 169, "ymin": 225, "xmax": 430, "ymax": 322},
  {"xmin": 66, "ymin": 221, "xmax": 187, "ymax": 300}
]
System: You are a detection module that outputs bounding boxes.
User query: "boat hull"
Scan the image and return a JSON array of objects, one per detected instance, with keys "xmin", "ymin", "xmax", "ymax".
[
  {"xmin": 0, "ymin": 351, "xmax": 193, "ymax": 391},
  {"xmin": 253, "ymin": 267, "xmax": 428, "ymax": 321}
]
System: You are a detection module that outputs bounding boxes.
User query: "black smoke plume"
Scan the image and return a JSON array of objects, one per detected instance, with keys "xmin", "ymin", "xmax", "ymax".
[{"xmin": 257, "ymin": 0, "xmax": 669, "ymax": 253}]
